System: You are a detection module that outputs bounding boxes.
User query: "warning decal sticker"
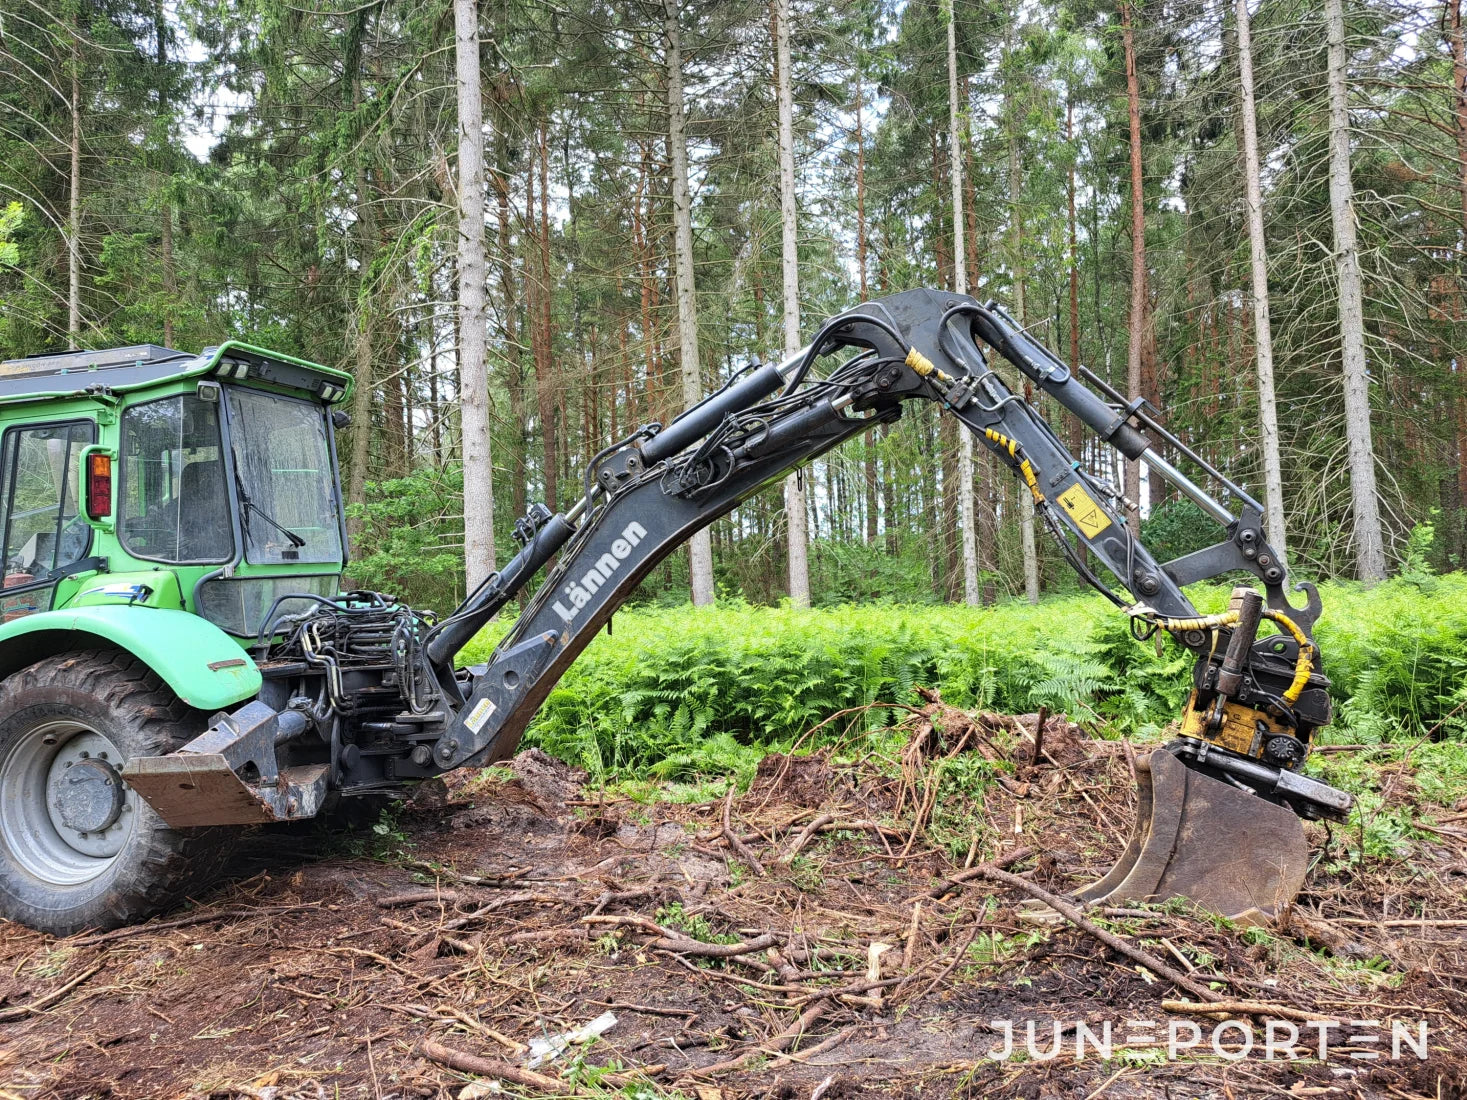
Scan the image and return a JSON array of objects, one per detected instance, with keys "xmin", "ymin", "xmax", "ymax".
[
  {"xmin": 1056, "ymin": 483, "xmax": 1112, "ymax": 539},
  {"xmin": 464, "ymin": 696, "xmax": 498, "ymax": 734}
]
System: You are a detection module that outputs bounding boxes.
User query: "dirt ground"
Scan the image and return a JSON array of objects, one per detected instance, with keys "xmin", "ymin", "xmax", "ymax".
[{"xmin": 0, "ymin": 702, "xmax": 1464, "ymax": 1100}]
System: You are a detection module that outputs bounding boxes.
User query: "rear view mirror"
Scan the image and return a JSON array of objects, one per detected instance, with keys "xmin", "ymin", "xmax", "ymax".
[{"xmin": 331, "ymin": 410, "xmax": 351, "ymax": 430}]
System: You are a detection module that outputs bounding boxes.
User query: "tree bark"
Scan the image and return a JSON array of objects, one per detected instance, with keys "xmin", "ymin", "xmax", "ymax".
[
  {"xmin": 346, "ymin": 32, "xmax": 377, "ymax": 550},
  {"xmin": 855, "ymin": 71, "xmax": 868, "ymax": 303},
  {"xmin": 774, "ymin": 0, "xmax": 809, "ymax": 607},
  {"xmin": 948, "ymin": 1, "xmax": 980, "ymax": 607},
  {"xmin": 964, "ymin": 106, "xmax": 994, "ymax": 603},
  {"xmin": 856, "ymin": 69, "xmax": 879, "ymax": 547},
  {"xmin": 455, "ymin": 0, "xmax": 497, "ymax": 586},
  {"xmin": 428, "ymin": 327, "xmax": 442, "ymax": 465},
  {"xmin": 1451, "ymin": 0, "xmax": 1467, "ymax": 239},
  {"xmin": 1122, "ymin": 0, "xmax": 1146, "ymax": 539},
  {"xmin": 1066, "ymin": 98, "xmax": 1081, "ymax": 458},
  {"xmin": 1235, "ymin": 0, "xmax": 1287, "ymax": 564},
  {"xmin": 385, "ymin": 339, "xmax": 409, "ymax": 476},
  {"xmin": 940, "ymin": 413, "xmax": 960, "ymax": 600},
  {"xmin": 1005, "ymin": 27, "xmax": 1040, "ymax": 605},
  {"xmin": 1324, "ymin": 0, "xmax": 1386, "ymax": 580},
  {"xmin": 534, "ymin": 118, "xmax": 557, "ymax": 513},
  {"xmin": 67, "ymin": 24, "xmax": 82, "ymax": 348},
  {"xmin": 154, "ymin": 0, "xmax": 175, "ymax": 348},
  {"xmin": 491, "ymin": 126, "xmax": 527, "ymax": 523},
  {"xmin": 664, "ymin": 0, "xmax": 715, "ymax": 605},
  {"xmin": 633, "ymin": 136, "xmax": 655, "ymax": 426},
  {"xmin": 1066, "ymin": 95, "xmax": 1087, "ymax": 568},
  {"xmin": 1446, "ymin": 0, "xmax": 1467, "ymax": 535}
]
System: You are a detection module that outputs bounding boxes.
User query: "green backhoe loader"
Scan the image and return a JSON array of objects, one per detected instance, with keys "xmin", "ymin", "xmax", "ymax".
[{"xmin": 0, "ymin": 292, "xmax": 1352, "ymax": 936}]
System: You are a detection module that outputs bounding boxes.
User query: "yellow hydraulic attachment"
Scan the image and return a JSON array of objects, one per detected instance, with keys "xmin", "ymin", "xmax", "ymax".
[{"xmin": 1073, "ymin": 586, "xmax": 1345, "ymax": 921}]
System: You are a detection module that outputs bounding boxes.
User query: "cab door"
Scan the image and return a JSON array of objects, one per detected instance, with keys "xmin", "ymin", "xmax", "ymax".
[{"xmin": 0, "ymin": 420, "xmax": 97, "ymax": 620}]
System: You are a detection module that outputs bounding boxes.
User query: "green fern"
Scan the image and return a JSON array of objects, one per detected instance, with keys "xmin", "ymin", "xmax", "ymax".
[{"xmin": 497, "ymin": 578, "xmax": 1467, "ymax": 781}]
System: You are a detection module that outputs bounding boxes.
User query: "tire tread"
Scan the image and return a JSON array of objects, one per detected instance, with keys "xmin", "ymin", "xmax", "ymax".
[{"xmin": 0, "ymin": 648, "xmax": 235, "ymax": 935}]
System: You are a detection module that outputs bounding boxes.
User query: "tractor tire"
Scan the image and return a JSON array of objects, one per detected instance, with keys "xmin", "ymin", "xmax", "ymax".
[{"xmin": 0, "ymin": 649, "xmax": 235, "ymax": 936}]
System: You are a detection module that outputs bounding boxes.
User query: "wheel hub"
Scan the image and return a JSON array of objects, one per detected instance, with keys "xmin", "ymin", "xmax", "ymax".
[
  {"xmin": 49, "ymin": 756, "xmax": 125, "ymax": 835},
  {"xmin": 0, "ymin": 722, "xmax": 136, "ymax": 882}
]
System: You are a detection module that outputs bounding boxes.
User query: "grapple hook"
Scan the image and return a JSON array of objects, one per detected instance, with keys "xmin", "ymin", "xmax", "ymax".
[{"xmin": 1262, "ymin": 579, "xmax": 1322, "ymax": 639}]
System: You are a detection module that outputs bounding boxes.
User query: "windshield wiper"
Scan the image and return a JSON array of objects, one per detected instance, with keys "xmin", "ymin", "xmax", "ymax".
[{"xmin": 240, "ymin": 494, "xmax": 307, "ymax": 548}]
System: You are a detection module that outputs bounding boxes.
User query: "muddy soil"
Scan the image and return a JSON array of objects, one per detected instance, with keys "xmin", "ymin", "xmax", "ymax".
[{"xmin": 0, "ymin": 711, "xmax": 1463, "ymax": 1100}]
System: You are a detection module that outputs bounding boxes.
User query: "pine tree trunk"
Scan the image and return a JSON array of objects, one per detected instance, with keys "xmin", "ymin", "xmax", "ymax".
[
  {"xmin": 154, "ymin": 0, "xmax": 175, "ymax": 348},
  {"xmin": 1452, "ymin": 0, "xmax": 1467, "ymax": 237},
  {"xmin": 856, "ymin": 70, "xmax": 862, "ymax": 303},
  {"xmin": 346, "ymin": 41, "xmax": 377, "ymax": 550},
  {"xmin": 1236, "ymin": 0, "xmax": 1287, "ymax": 563},
  {"xmin": 1447, "ymin": 0, "xmax": 1467, "ymax": 545},
  {"xmin": 664, "ymin": 0, "xmax": 715, "ymax": 605},
  {"xmin": 385, "ymin": 345, "xmax": 407, "ymax": 477},
  {"xmin": 1324, "ymin": 0, "xmax": 1386, "ymax": 580},
  {"xmin": 964, "ymin": 112, "xmax": 994, "ymax": 602},
  {"xmin": 855, "ymin": 69, "xmax": 879, "ymax": 547},
  {"xmin": 1005, "ymin": 34, "xmax": 1040, "ymax": 605},
  {"xmin": 882, "ymin": 423, "xmax": 899, "ymax": 557},
  {"xmin": 428, "ymin": 329, "xmax": 442, "ymax": 466},
  {"xmin": 634, "ymin": 138, "xmax": 655, "ymax": 426},
  {"xmin": 936, "ymin": 415, "xmax": 956, "ymax": 598},
  {"xmin": 535, "ymin": 118, "xmax": 558, "ymax": 513},
  {"xmin": 773, "ymin": 0, "xmax": 809, "ymax": 607},
  {"xmin": 1122, "ymin": 0, "xmax": 1146, "ymax": 539},
  {"xmin": 491, "ymin": 136, "xmax": 527, "ymax": 522},
  {"xmin": 1066, "ymin": 97, "xmax": 1088, "ymax": 567},
  {"xmin": 933, "ymin": 133, "xmax": 951, "ymax": 288},
  {"xmin": 948, "ymin": 1, "xmax": 980, "ymax": 607},
  {"xmin": 1067, "ymin": 100, "xmax": 1081, "ymax": 452},
  {"xmin": 346, "ymin": 296, "xmax": 374, "ymax": 546},
  {"xmin": 67, "ymin": 28, "xmax": 82, "ymax": 348},
  {"xmin": 963, "ymin": 85, "xmax": 979, "ymax": 293},
  {"xmin": 455, "ymin": 0, "xmax": 496, "ymax": 586}
]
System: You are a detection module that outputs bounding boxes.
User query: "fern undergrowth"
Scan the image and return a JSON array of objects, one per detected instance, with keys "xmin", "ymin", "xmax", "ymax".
[{"xmin": 455, "ymin": 574, "xmax": 1467, "ymax": 784}]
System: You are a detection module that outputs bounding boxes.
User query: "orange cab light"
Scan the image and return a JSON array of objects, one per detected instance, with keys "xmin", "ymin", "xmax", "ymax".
[{"xmin": 85, "ymin": 452, "xmax": 112, "ymax": 519}]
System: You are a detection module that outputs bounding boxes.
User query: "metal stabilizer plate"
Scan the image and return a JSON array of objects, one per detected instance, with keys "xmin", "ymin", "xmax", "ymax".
[
  {"xmin": 1074, "ymin": 747, "xmax": 1307, "ymax": 922},
  {"xmin": 121, "ymin": 754, "xmax": 328, "ymax": 827}
]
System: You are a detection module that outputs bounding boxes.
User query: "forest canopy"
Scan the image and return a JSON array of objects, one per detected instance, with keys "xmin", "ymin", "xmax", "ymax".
[{"xmin": 1, "ymin": 0, "xmax": 1463, "ymax": 613}]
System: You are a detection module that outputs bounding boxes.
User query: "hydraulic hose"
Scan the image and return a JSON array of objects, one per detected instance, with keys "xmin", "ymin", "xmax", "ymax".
[
  {"xmin": 1130, "ymin": 605, "xmax": 1315, "ymax": 707},
  {"xmin": 1261, "ymin": 609, "xmax": 1314, "ymax": 706}
]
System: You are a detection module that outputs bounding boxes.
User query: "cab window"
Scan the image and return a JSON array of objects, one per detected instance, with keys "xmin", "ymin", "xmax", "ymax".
[
  {"xmin": 0, "ymin": 421, "xmax": 95, "ymax": 597},
  {"xmin": 120, "ymin": 394, "xmax": 233, "ymax": 563}
]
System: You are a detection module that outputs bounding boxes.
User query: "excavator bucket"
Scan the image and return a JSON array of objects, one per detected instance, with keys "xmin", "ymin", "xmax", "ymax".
[{"xmin": 1075, "ymin": 748, "xmax": 1307, "ymax": 923}]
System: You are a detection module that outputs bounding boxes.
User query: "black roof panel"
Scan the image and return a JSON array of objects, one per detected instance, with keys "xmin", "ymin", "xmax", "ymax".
[
  {"xmin": 0, "ymin": 344, "xmax": 197, "ymax": 378},
  {"xmin": 0, "ymin": 341, "xmax": 351, "ymax": 406}
]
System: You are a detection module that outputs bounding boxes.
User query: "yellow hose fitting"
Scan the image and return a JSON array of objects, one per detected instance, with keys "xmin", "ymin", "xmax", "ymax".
[
  {"xmin": 906, "ymin": 347, "xmax": 953, "ymax": 386},
  {"xmin": 984, "ymin": 428, "xmax": 1019, "ymax": 458},
  {"xmin": 1019, "ymin": 459, "xmax": 1043, "ymax": 502},
  {"xmin": 1151, "ymin": 611, "xmax": 1240, "ymax": 634},
  {"xmin": 906, "ymin": 347, "xmax": 936, "ymax": 376},
  {"xmin": 982, "ymin": 429, "xmax": 1042, "ymax": 501}
]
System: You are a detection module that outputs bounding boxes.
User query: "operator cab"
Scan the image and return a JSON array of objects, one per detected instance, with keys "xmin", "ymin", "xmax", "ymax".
[{"xmin": 0, "ymin": 342, "xmax": 352, "ymax": 637}]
